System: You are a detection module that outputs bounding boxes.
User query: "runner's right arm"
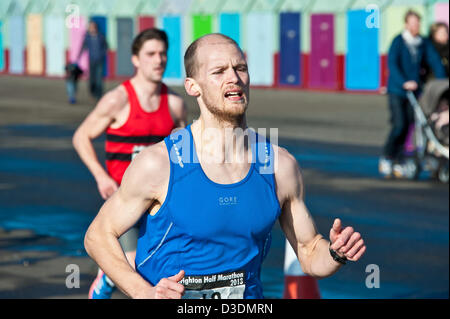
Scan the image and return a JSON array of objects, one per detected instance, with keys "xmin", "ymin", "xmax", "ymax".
[
  {"xmin": 72, "ymin": 88, "xmax": 127, "ymax": 199},
  {"xmin": 84, "ymin": 143, "xmax": 185, "ymax": 299}
]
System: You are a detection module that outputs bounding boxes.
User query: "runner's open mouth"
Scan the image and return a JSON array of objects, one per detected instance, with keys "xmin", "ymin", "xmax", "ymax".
[{"xmin": 224, "ymin": 90, "xmax": 244, "ymax": 99}]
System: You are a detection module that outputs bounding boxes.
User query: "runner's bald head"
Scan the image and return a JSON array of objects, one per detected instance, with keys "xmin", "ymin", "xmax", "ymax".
[{"xmin": 184, "ymin": 33, "xmax": 243, "ymax": 79}]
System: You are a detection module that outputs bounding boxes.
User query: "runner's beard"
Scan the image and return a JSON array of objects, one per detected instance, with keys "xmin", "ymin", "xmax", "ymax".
[{"xmin": 202, "ymin": 90, "xmax": 248, "ymax": 124}]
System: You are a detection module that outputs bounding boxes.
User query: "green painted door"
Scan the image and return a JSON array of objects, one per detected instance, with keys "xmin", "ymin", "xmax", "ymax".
[{"xmin": 192, "ymin": 15, "xmax": 213, "ymax": 40}]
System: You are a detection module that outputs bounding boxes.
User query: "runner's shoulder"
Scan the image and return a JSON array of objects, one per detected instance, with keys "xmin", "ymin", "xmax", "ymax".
[
  {"xmin": 131, "ymin": 141, "xmax": 170, "ymax": 178},
  {"xmin": 95, "ymin": 85, "xmax": 129, "ymax": 115},
  {"xmin": 121, "ymin": 141, "xmax": 170, "ymax": 196},
  {"xmin": 273, "ymin": 145, "xmax": 298, "ymax": 172},
  {"xmin": 273, "ymin": 145, "xmax": 303, "ymax": 196}
]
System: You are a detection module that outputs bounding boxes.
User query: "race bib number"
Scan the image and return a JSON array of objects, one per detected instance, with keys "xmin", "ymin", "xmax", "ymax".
[
  {"xmin": 131, "ymin": 145, "xmax": 146, "ymax": 161},
  {"xmin": 180, "ymin": 270, "xmax": 246, "ymax": 299}
]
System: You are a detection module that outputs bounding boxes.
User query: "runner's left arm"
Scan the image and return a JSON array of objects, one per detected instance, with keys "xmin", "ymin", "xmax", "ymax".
[
  {"xmin": 84, "ymin": 143, "xmax": 185, "ymax": 298},
  {"xmin": 276, "ymin": 146, "xmax": 366, "ymax": 279}
]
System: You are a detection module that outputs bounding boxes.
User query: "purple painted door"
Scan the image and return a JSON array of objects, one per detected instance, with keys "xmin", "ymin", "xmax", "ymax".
[{"xmin": 309, "ymin": 14, "xmax": 335, "ymax": 89}]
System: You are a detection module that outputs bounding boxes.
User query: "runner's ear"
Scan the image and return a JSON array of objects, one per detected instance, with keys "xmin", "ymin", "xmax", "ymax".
[
  {"xmin": 184, "ymin": 77, "xmax": 201, "ymax": 97},
  {"xmin": 131, "ymin": 55, "xmax": 139, "ymax": 69}
]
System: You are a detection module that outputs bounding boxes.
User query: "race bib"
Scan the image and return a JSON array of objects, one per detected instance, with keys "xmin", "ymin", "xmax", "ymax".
[
  {"xmin": 180, "ymin": 270, "xmax": 246, "ymax": 299},
  {"xmin": 131, "ymin": 145, "xmax": 146, "ymax": 161}
]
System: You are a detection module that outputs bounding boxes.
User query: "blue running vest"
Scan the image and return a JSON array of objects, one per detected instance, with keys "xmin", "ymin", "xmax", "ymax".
[{"xmin": 135, "ymin": 125, "xmax": 281, "ymax": 299}]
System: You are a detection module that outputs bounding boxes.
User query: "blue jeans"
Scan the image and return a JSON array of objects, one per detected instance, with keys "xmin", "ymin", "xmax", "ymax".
[
  {"xmin": 66, "ymin": 79, "xmax": 78, "ymax": 101},
  {"xmin": 89, "ymin": 61, "xmax": 104, "ymax": 100},
  {"xmin": 383, "ymin": 94, "xmax": 415, "ymax": 160}
]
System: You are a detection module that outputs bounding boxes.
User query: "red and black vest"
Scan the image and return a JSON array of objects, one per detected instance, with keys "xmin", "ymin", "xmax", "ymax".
[{"xmin": 105, "ymin": 80, "xmax": 176, "ymax": 184}]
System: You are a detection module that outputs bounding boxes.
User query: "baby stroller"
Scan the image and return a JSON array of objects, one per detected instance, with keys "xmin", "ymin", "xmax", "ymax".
[{"xmin": 405, "ymin": 79, "xmax": 449, "ymax": 183}]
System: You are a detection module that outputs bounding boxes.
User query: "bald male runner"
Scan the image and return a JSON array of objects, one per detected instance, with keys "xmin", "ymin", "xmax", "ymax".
[
  {"xmin": 73, "ymin": 28, "xmax": 186, "ymax": 299},
  {"xmin": 84, "ymin": 33, "xmax": 366, "ymax": 299}
]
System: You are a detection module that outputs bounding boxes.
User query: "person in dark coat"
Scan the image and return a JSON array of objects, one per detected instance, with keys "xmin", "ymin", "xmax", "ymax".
[
  {"xmin": 77, "ymin": 21, "xmax": 108, "ymax": 101},
  {"xmin": 379, "ymin": 10, "xmax": 446, "ymax": 178},
  {"xmin": 428, "ymin": 22, "xmax": 449, "ymax": 77}
]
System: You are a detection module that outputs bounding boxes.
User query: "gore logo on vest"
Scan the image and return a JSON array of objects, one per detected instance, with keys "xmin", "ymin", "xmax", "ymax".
[{"xmin": 218, "ymin": 196, "xmax": 238, "ymax": 206}]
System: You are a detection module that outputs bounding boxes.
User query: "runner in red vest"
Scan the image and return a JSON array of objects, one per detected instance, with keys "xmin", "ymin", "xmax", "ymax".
[{"xmin": 73, "ymin": 28, "xmax": 187, "ymax": 299}]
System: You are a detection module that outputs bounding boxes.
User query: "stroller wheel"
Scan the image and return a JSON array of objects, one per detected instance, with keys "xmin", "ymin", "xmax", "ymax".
[{"xmin": 438, "ymin": 165, "xmax": 449, "ymax": 184}]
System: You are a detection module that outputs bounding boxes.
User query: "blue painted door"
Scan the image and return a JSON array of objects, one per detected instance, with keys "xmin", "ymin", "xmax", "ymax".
[
  {"xmin": 163, "ymin": 16, "xmax": 182, "ymax": 80},
  {"xmin": 90, "ymin": 16, "xmax": 107, "ymax": 77},
  {"xmin": 219, "ymin": 13, "xmax": 240, "ymax": 47},
  {"xmin": 345, "ymin": 10, "xmax": 379, "ymax": 90},
  {"xmin": 280, "ymin": 12, "xmax": 301, "ymax": 86}
]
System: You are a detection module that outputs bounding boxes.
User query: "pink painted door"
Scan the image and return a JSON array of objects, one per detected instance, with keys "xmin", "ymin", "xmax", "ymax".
[
  {"xmin": 309, "ymin": 14, "xmax": 336, "ymax": 89},
  {"xmin": 435, "ymin": 3, "xmax": 449, "ymax": 26},
  {"xmin": 68, "ymin": 16, "xmax": 89, "ymax": 74}
]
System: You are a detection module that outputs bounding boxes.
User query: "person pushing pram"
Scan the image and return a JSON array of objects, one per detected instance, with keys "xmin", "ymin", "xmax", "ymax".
[
  {"xmin": 65, "ymin": 62, "xmax": 83, "ymax": 104},
  {"xmin": 379, "ymin": 10, "xmax": 447, "ymax": 179},
  {"xmin": 405, "ymin": 79, "xmax": 449, "ymax": 183}
]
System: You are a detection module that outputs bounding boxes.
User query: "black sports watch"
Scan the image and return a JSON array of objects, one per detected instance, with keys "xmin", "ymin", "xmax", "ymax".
[{"xmin": 329, "ymin": 244, "xmax": 347, "ymax": 265}]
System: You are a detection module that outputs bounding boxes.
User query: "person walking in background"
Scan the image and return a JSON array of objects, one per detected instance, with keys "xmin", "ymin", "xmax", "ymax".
[
  {"xmin": 64, "ymin": 62, "xmax": 83, "ymax": 104},
  {"xmin": 379, "ymin": 10, "xmax": 446, "ymax": 179},
  {"xmin": 73, "ymin": 28, "xmax": 187, "ymax": 299},
  {"xmin": 77, "ymin": 20, "xmax": 108, "ymax": 101},
  {"xmin": 427, "ymin": 22, "xmax": 449, "ymax": 77}
]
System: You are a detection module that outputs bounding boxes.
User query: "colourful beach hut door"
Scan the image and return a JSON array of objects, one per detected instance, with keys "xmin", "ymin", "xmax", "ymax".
[
  {"xmin": 280, "ymin": 12, "xmax": 301, "ymax": 86},
  {"xmin": 69, "ymin": 16, "xmax": 88, "ymax": 74},
  {"xmin": 435, "ymin": 2, "xmax": 449, "ymax": 26},
  {"xmin": 247, "ymin": 13, "xmax": 274, "ymax": 86},
  {"xmin": 91, "ymin": 16, "xmax": 107, "ymax": 77},
  {"xmin": 9, "ymin": 16, "xmax": 25, "ymax": 74},
  {"xmin": 220, "ymin": 13, "xmax": 241, "ymax": 46},
  {"xmin": 346, "ymin": 10, "xmax": 379, "ymax": 90},
  {"xmin": 45, "ymin": 16, "xmax": 65, "ymax": 76},
  {"xmin": 309, "ymin": 14, "xmax": 335, "ymax": 89},
  {"xmin": 138, "ymin": 16, "xmax": 155, "ymax": 31},
  {"xmin": 192, "ymin": 15, "xmax": 213, "ymax": 40},
  {"xmin": 163, "ymin": 16, "xmax": 182, "ymax": 80},
  {"xmin": 116, "ymin": 18, "xmax": 134, "ymax": 77}
]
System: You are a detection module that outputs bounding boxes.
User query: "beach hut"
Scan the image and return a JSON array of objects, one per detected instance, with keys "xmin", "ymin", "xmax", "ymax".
[
  {"xmin": 158, "ymin": 0, "xmax": 193, "ymax": 84},
  {"xmin": 276, "ymin": 0, "xmax": 311, "ymax": 87},
  {"xmin": 246, "ymin": 0, "xmax": 282, "ymax": 86},
  {"xmin": 110, "ymin": 0, "xmax": 141, "ymax": 78},
  {"xmin": 137, "ymin": 0, "xmax": 163, "ymax": 31},
  {"xmin": 8, "ymin": 0, "xmax": 29, "ymax": 74},
  {"xmin": 306, "ymin": 0, "xmax": 353, "ymax": 90},
  {"xmin": 0, "ymin": 0, "xmax": 12, "ymax": 73},
  {"xmin": 218, "ymin": 0, "xmax": 247, "ymax": 47},
  {"xmin": 43, "ymin": 0, "xmax": 67, "ymax": 77},
  {"xmin": 26, "ymin": 0, "xmax": 51, "ymax": 75},
  {"xmin": 433, "ymin": 1, "xmax": 449, "ymax": 26},
  {"xmin": 189, "ymin": 0, "xmax": 223, "ymax": 41},
  {"xmin": 345, "ymin": 0, "xmax": 387, "ymax": 91},
  {"xmin": 67, "ymin": 0, "xmax": 91, "ymax": 76}
]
